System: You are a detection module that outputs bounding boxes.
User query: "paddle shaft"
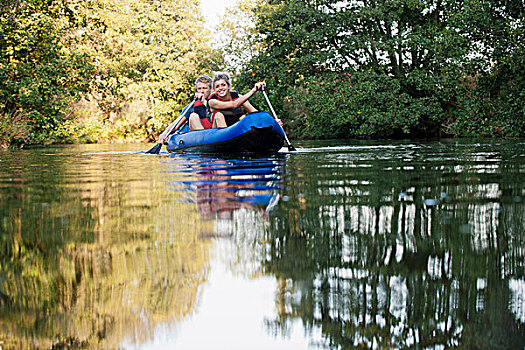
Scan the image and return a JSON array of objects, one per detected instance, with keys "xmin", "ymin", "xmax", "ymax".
[
  {"xmin": 164, "ymin": 98, "xmax": 197, "ymax": 140},
  {"xmin": 146, "ymin": 99, "xmax": 196, "ymax": 154},
  {"xmin": 262, "ymin": 90, "xmax": 295, "ymax": 151}
]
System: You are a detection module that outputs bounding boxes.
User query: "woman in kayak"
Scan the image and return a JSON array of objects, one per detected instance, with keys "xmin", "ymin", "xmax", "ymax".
[{"xmin": 208, "ymin": 72, "xmax": 267, "ymax": 127}]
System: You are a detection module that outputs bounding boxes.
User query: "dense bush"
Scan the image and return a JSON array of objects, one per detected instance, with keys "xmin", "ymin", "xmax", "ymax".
[
  {"xmin": 0, "ymin": 0, "xmax": 92, "ymax": 146},
  {"xmin": 233, "ymin": 0, "xmax": 524, "ymax": 139},
  {"xmin": 0, "ymin": 0, "xmax": 222, "ymax": 146}
]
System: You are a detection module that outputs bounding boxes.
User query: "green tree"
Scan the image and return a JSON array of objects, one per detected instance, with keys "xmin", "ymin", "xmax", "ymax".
[
  {"xmin": 450, "ymin": 0, "xmax": 525, "ymax": 137},
  {"xmin": 1, "ymin": 0, "xmax": 223, "ymax": 146},
  {"xmin": 215, "ymin": 0, "xmax": 262, "ymax": 74},
  {"xmin": 233, "ymin": 0, "xmax": 524, "ymax": 139},
  {"xmin": 67, "ymin": 0, "xmax": 222, "ymax": 142},
  {"xmin": 0, "ymin": 0, "xmax": 92, "ymax": 146}
]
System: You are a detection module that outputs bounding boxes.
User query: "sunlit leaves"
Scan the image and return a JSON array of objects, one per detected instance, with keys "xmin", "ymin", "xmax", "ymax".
[
  {"xmin": 214, "ymin": 0, "xmax": 262, "ymax": 73},
  {"xmin": 0, "ymin": 0, "xmax": 93, "ymax": 145},
  {"xmin": 1, "ymin": 0, "xmax": 222, "ymax": 145},
  {"xmin": 69, "ymin": 0, "xmax": 221, "ymax": 140}
]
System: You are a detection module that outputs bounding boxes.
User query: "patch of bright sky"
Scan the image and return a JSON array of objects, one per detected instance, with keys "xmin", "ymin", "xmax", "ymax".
[
  {"xmin": 121, "ymin": 239, "xmax": 315, "ymax": 349},
  {"xmin": 200, "ymin": 0, "xmax": 237, "ymax": 32}
]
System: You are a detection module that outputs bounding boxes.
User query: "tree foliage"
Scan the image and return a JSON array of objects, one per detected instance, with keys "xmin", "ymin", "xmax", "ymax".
[
  {"xmin": 66, "ymin": 0, "xmax": 222, "ymax": 141},
  {"xmin": 215, "ymin": 0, "xmax": 262, "ymax": 74},
  {"xmin": 451, "ymin": 0, "xmax": 525, "ymax": 137},
  {"xmin": 0, "ymin": 0, "xmax": 92, "ymax": 145},
  {"xmin": 2, "ymin": 0, "xmax": 523, "ymax": 145},
  {"xmin": 1, "ymin": 0, "xmax": 222, "ymax": 146},
  {"xmin": 234, "ymin": 0, "xmax": 524, "ymax": 139}
]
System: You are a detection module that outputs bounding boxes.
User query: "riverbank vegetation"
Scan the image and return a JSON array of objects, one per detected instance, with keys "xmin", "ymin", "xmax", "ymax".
[
  {"xmin": 1, "ymin": 0, "xmax": 523, "ymax": 147},
  {"xmin": 1, "ymin": 0, "xmax": 220, "ymax": 147},
  {"xmin": 228, "ymin": 0, "xmax": 524, "ymax": 139}
]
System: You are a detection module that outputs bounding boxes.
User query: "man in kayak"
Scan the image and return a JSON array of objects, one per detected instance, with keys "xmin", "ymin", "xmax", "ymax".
[
  {"xmin": 186, "ymin": 75, "xmax": 230, "ymax": 131},
  {"xmin": 208, "ymin": 72, "xmax": 272, "ymax": 127},
  {"xmin": 158, "ymin": 74, "xmax": 223, "ymax": 141}
]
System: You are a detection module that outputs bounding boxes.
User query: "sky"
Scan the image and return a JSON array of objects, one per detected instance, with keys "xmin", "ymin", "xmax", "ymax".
[{"xmin": 200, "ymin": 0, "xmax": 237, "ymax": 31}]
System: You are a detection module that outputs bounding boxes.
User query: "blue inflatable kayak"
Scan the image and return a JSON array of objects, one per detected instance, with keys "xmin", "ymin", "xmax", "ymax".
[{"xmin": 165, "ymin": 111, "xmax": 286, "ymax": 154}]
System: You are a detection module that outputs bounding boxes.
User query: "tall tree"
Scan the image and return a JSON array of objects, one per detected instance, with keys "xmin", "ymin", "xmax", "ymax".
[
  {"xmin": 234, "ymin": 0, "xmax": 524, "ymax": 139},
  {"xmin": 215, "ymin": 0, "xmax": 261, "ymax": 73},
  {"xmin": 0, "ymin": 0, "xmax": 92, "ymax": 145},
  {"xmin": 1, "ymin": 0, "xmax": 223, "ymax": 146},
  {"xmin": 452, "ymin": 0, "xmax": 525, "ymax": 137},
  {"xmin": 67, "ymin": 0, "xmax": 222, "ymax": 141}
]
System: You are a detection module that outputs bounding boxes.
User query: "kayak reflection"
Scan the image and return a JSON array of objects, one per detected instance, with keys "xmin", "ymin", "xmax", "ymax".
[{"xmin": 165, "ymin": 154, "xmax": 284, "ymax": 221}]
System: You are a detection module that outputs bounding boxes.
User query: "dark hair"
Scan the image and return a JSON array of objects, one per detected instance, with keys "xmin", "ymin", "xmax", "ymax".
[
  {"xmin": 195, "ymin": 74, "xmax": 212, "ymax": 87},
  {"xmin": 212, "ymin": 72, "xmax": 231, "ymax": 88}
]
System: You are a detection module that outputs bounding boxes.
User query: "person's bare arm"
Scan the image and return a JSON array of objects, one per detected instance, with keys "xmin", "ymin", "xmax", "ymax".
[
  {"xmin": 159, "ymin": 117, "xmax": 187, "ymax": 142},
  {"xmin": 209, "ymin": 82, "xmax": 266, "ymax": 110},
  {"xmin": 241, "ymin": 100, "xmax": 257, "ymax": 113},
  {"xmin": 159, "ymin": 121, "xmax": 176, "ymax": 142},
  {"xmin": 173, "ymin": 116, "xmax": 187, "ymax": 130}
]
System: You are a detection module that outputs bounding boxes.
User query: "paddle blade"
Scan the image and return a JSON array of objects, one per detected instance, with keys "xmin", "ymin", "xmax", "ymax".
[
  {"xmin": 145, "ymin": 143, "xmax": 162, "ymax": 154},
  {"xmin": 287, "ymin": 144, "xmax": 297, "ymax": 152}
]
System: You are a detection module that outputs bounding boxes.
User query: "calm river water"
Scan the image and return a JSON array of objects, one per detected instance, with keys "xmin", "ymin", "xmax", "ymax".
[{"xmin": 0, "ymin": 139, "xmax": 524, "ymax": 349}]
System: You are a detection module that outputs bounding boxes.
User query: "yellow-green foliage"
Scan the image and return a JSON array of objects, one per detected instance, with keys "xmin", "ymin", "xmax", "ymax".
[
  {"xmin": 1, "ymin": 0, "xmax": 223, "ymax": 145},
  {"xmin": 0, "ymin": 112, "xmax": 30, "ymax": 148},
  {"xmin": 0, "ymin": 153, "xmax": 213, "ymax": 348}
]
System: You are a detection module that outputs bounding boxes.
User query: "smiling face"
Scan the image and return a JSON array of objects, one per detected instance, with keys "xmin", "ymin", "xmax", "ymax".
[{"xmin": 213, "ymin": 79, "xmax": 230, "ymax": 99}]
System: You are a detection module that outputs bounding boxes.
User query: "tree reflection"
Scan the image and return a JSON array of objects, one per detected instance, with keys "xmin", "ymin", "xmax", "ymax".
[
  {"xmin": 0, "ymin": 149, "xmax": 285, "ymax": 349},
  {"xmin": 0, "ymin": 148, "xmax": 210, "ymax": 349},
  {"xmin": 261, "ymin": 142, "xmax": 525, "ymax": 349}
]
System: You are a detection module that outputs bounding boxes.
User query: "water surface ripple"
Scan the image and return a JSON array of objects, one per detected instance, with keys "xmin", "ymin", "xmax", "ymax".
[{"xmin": 0, "ymin": 139, "xmax": 523, "ymax": 349}]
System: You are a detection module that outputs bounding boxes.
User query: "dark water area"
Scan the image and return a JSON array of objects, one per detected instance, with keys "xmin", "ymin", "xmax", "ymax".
[{"xmin": 0, "ymin": 139, "xmax": 524, "ymax": 349}]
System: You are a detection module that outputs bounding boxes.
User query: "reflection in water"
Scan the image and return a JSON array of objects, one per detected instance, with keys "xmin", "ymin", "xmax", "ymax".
[
  {"xmin": 0, "ymin": 140, "xmax": 524, "ymax": 349},
  {"xmin": 0, "ymin": 146, "xmax": 285, "ymax": 349},
  {"xmin": 161, "ymin": 154, "xmax": 285, "ymax": 283},
  {"xmin": 0, "ymin": 145, "xmax": 213, "ymax": 349},
  {"xmin": 163, "ymin": 154, "xmax": 283, "ymax": 235},
  {"xmin": 258, "ymin": 140, "xmax": 525, "ymax": 349}
]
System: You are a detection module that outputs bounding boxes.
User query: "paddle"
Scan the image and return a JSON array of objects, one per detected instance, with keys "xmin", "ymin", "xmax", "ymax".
[
  {"xmin": 261, "ymin": 90, "xmax": 296, "ymax": 151},
  {"xmin": 146, "ymin": 99, "xmax": 196, "ymax": 154}
]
